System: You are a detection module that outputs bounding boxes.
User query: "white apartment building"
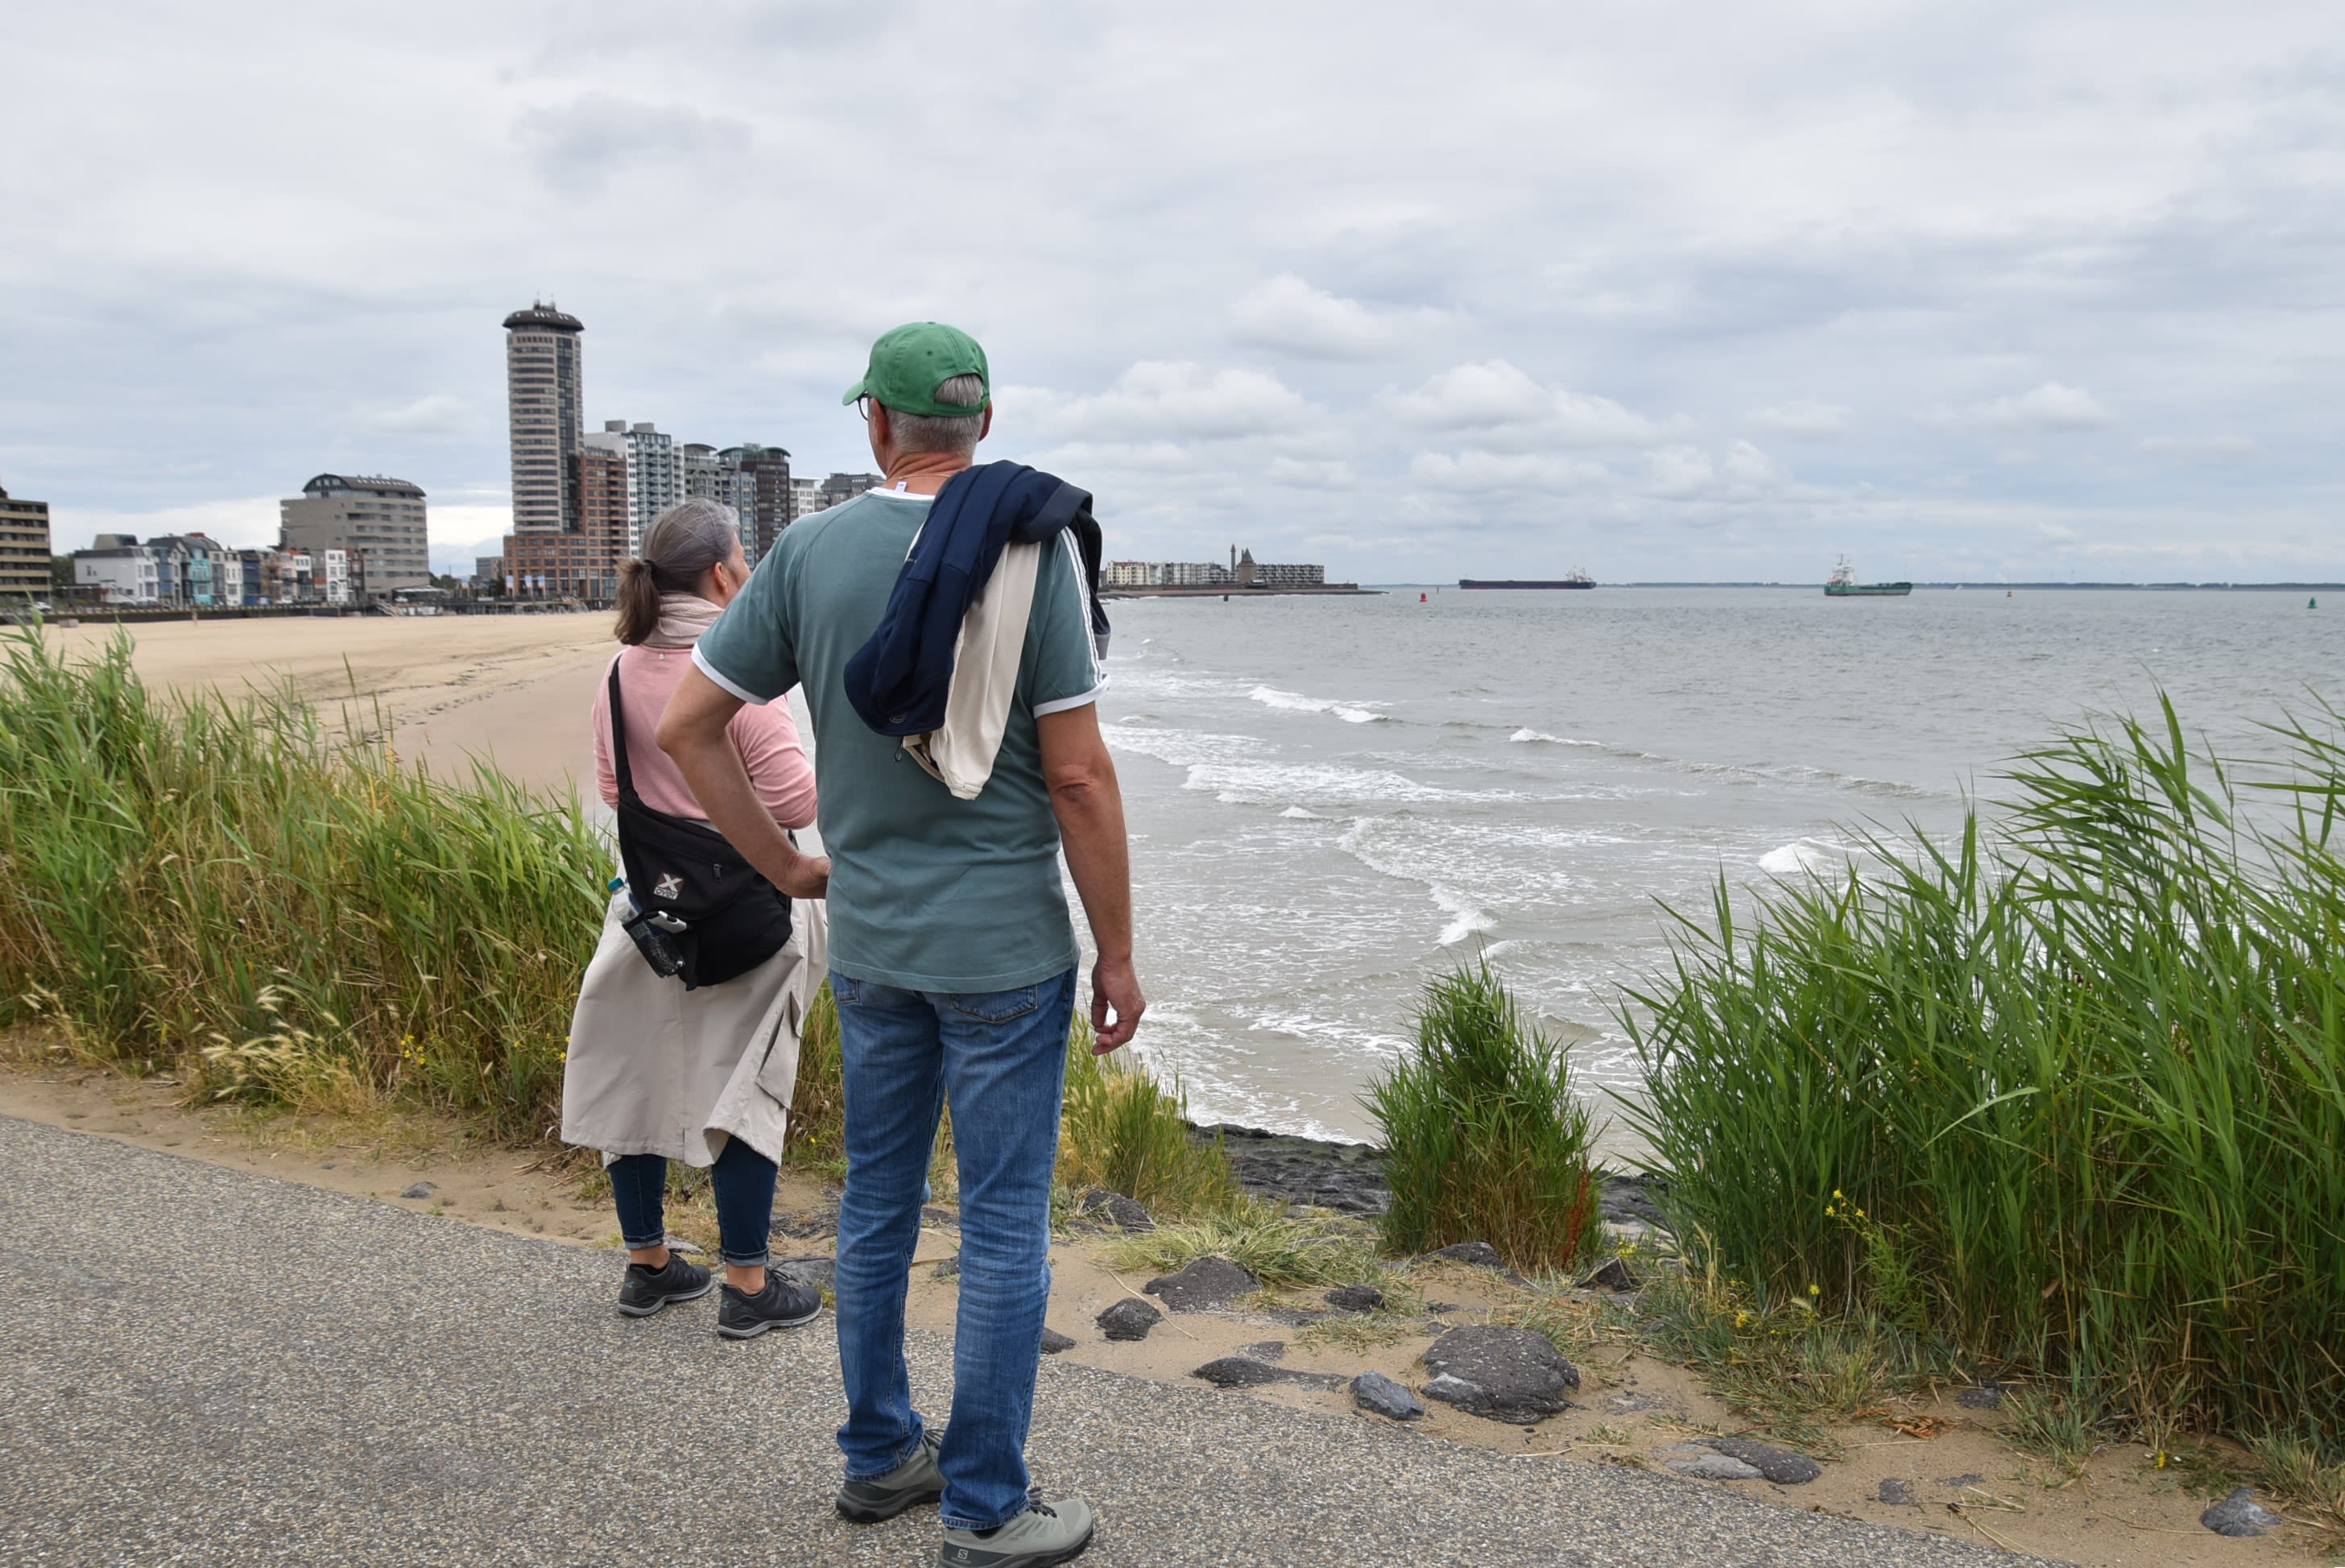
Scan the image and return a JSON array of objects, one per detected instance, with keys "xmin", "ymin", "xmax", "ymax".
[
  {"xmin": 594, "ymin": 420, "xmax": 680, "ymax": 554},
  {"xmin": 75, "ymin": 542, "xmax": 162, "ymax": 605}
]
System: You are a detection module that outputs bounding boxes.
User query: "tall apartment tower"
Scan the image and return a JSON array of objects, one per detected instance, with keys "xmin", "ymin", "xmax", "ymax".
[
  {"xmin": 589, "ymin": 420, "xmax": 680, "ymax": 553},
  {"xmin": 0, "ymin": 478, "xmax": 52, "ymax": 602},
  {"xmin": 502, "ymin": 303, "xmax": 584, "ymax": 532},
  {"xmin": 718, "ymin": 444, "xmax": 794, "ymax": 563}
]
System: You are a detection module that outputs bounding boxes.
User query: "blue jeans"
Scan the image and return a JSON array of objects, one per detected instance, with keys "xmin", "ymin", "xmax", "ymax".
[
  {"xmin": 607, "ymin": 1138, "xmax": 776, "ymax": 1268},
  {"xmin": 829, "ymin": 966, "xmax": 1074, "ymax": 1533}
]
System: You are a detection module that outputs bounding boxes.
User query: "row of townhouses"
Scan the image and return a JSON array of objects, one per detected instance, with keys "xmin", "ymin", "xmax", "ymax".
[
  {"xmin": 72, "ymin": 532, "xmax": 366, "ymax": 608},
  {"xmin": 1104, "ymin": 548, "xmax": 1328, "ymax": 589}
]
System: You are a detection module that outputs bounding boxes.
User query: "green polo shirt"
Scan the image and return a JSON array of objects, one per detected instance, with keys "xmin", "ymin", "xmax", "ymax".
[{"xmin": 693, "ymin": 488, "xmax": 1106, "ymax": 992}]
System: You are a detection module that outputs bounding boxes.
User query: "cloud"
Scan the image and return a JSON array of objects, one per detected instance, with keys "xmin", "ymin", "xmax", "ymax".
[
  {"xmin": 1409, "ymin": 450, "xmax": 1615, "ymax": 493},
  {"xmin": 1950, "ymin": 382, "xmax": 2117, "ymax": 432},
  {"xmin": 1747, "ymin": 399, "xmax": 1851, "ymax": 438},
  {"xmin": 2140, "ymin": 433, "xmax": 2260, "ymax": 462},
  {"xmin": 1227, "ymin": 275, "xmax": 1448, "ymax": 359},
  {"xmin": 513, "ymin": 94, "xmax": 751, "ymax": 195},
  {"xmin": 1383, "ymin": 362, "xmax": 1665, "ymax": 446},
  {"xmin": 1644, "ymin": 441, "xmax": 1790, "ymax": 499},
  {"xmin": 1013, "ymin": 362, "xmax": 1315, "ymax": 443},
  {"xmin": 363, "ymin": 395, "xmax": 469, "ymax": 437}
]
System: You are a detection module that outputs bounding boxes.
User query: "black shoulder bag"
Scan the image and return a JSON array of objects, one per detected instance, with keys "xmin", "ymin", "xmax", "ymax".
[{"xmin": 606, "ymin": 662, "xmax": 792, "ymax": 990}]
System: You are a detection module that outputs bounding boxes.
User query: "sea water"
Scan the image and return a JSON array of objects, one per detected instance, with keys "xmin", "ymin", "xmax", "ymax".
[{"xmin": 1098, "ymin": 586, "xmax": 2342, "ymax": 1144}]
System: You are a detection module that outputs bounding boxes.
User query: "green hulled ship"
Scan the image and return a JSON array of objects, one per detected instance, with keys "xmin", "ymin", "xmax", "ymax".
[{"xmin": 1824, "ymin": 556, "xmax": 1911, "ymax": 597}]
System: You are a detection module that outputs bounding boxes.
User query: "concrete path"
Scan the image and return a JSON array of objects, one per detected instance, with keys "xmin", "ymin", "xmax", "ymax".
[{"xmin": 0, "ymin": 1116, "xmax": 2051, "ymax": 1566}]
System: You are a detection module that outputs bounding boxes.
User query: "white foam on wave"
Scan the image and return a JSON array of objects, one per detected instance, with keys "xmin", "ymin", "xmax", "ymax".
[
  {"xmin": 1250, "ymin": 685, "xmax": 1386, "ymax": 724},
  {"xmin": 1759, "ymin": 838, "xmax": 1859, "ymax": 876},
  {"xmin": 1508, "ymin": 727, "xmax": 1603, "ymax": 747},
  {"xmin": 1279, "ymin": 805, "xmax": 1322, "ymax": 819},
  {"xmin": 1434, "ymin": 885, "xmax": 1499, "ymax": 946}
]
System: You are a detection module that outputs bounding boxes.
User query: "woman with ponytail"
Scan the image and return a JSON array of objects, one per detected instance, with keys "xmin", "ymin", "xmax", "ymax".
[{"xmin": 561, "ymin": 499, "xmax": 829, "ymax": 1338}]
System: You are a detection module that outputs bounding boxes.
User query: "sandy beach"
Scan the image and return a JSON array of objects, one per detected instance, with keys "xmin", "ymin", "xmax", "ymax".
[{"xmin": 43, "ymin": 612, "xmax": 621, "ymax": 800}]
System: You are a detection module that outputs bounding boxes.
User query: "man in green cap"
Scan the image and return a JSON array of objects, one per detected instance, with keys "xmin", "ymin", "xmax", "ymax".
[{"xmin": 660, "ymin": 321, "xmax": 1136, "ymax": 1567}]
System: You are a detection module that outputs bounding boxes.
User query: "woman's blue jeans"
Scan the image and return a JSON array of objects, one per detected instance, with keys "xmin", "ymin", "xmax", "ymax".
[
  {"xmin": 607, "ymin": 1137, "xmax": 775, "ymax": 1268},
  {"xmin": 829, "ymin": 966, "xmax": 1073, "ymax": 1534}
]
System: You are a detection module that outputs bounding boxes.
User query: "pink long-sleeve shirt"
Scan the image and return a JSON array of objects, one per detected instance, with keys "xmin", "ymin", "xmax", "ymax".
[{"xmin": 592, "ymin": 643, "xmax": 816, "ymax": 828}]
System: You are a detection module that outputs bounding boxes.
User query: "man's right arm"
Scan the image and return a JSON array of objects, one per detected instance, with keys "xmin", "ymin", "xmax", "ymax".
[{"xmin": 657, "ymin": 666, "xmax": 830, "ymax": 900}]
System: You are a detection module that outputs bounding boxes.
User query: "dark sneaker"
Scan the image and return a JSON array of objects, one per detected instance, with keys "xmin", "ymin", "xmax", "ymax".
[
  {"xmin": 616, "ymin": 1252, "xmax": 712, "ymax": 1317},
  {"xmin": 715, "ymin": 1269, "xmax": 822, "ymax": 1339},
  {"xmin": 938, "ymin": 1496, "xmax": 1094, "ymax": 1567},
  {"xmin": 837, "ymin": 1429, "xmax": 944, "ymax": 1523}
]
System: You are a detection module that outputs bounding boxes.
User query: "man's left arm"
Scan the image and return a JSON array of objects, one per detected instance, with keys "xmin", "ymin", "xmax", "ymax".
[{"xmin": 1039, "ymin": 701, "xmax": 1142, "ymax": 1052}]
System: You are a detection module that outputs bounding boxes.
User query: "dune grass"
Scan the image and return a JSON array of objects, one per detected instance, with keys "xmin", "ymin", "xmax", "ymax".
[
  {"xmin": 1057, "ymin": 1016, "xmax": 1245, "ymax": 1218},
  {"xmin": 0, "ymin": 631, "xmax": 606, "ymax": 1139},
  {"xmin": 1365, "ymin": 960, "xmax": 1603, "ymax": 1272},
  {"xmin": 1625, "ymin": 697, "xmax": 2345, "ymax": 1454}
]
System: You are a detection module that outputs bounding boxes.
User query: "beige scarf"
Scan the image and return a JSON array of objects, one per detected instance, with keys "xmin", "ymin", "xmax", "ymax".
[{"xmin": 643, "ymin": 592, "xmax": 723, "ymax": 650}]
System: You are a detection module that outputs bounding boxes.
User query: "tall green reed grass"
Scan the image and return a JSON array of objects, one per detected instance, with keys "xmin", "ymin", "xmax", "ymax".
[
  {"xmin": 1058, "ymin": 1016, "xmax": 1244, "ymax": 1217},
  {"xmin": 1626, "ymin": 697, "xmax": 2345, "ymax": 1450},
  {"xmin": 1367, "ymin": 960, "xmax": 1602, "ymax": 1271},
  {"xmin": 0, "ymin": 632, "xmax": 607, "ymax": 1137}
]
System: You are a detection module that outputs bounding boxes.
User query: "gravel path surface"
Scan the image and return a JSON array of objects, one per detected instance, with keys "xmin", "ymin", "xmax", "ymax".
[{"xmin": 0, "ymin": 1115, "xmax": 2053, "ymax": 1566}]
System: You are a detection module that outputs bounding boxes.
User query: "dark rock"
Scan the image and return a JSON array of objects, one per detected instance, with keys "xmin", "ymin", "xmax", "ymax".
[
  {"xmin": 1580, "ymin": 1257, "xmax": 1640, "ymax": 1293},
  {"xmin": 1425, "ymin": 1241, "xmax": 1508, "ymax": 1269},
  {"xmin": 1668, "ymin": 1452, "xmax": 1763, "ymax": 1480},
  {"xmin": 1877, "ymin": 1479, "xmax": 1919, "ymax": 1507},
  {"xmin": 1323, "ymin": 1284, "xmax": 1385, "ymax": 1314},
  {"xmin": 772, "ymin": 1255, "xmax": 835, "ymax": 1289},
  {"xmin": 1418, "ymin": 1326, "xmax": 1580, "ymax": 1422},
  {"xmin": 1192, "ymin": 1356, "xmax": 1292, "ymax": 1389},
  {"xmin": 1936, "ymin": 1473, "xmax": 1984, "ymax": 1489},
  {"xmin": 1097, "ymin": 1298, "xmax": 1162, "ymax": 1342},
  {"xmin": 1954, "ymin": 1380, "xmax": 2005, "ymax": 1409},
  {"xmin": 1189, "ymin": 1123, "xmax": 1391, "ymax": 1215},
  {"xmin": 1073, "ymin": 1188, "xmax": 1155, "ymax": 1232},
  {"xmin": 772, "ymin": 1208, "xmax": 839, "ymax": 1239},
  {"xmin": 1351, "ymin": 1370, "xmax": 1424, "ymax": 1421},
  {"xmin": 2201, "ymin": 1487, "xmax": 2283, "ymax": 1538},
  {"xmin": 1191, "ymin": 1357, "xmax": 1350, "ymax": 1392},
  {"xmin": 920, "ymin": 1204, "xmax": 957, "ymax": 1227},
  {"xmin": 1597, "ymin": 1172, "xmax": 1669, "ymax": 1227},
  {"xmin": 1237, "ymin": 1340, "xmax": 1286, "ymax": 1361},
  {"xmin": 1706, "ymin": 1437, "xmax": 1821, "ymax": 1485},
  {"xmin": 930, "ymin": 1253, "xmax": 960, "ymax": 1280},
  {"xmin": 1039, "ymin": 1328, "xmax": 1076, "ymax": 1355},
  {"xmin": 398, "ymin": 1182, "xmax": 436, "ymax": 1199},
  {"xmin": 1143, "ymin": 1256, "xmax": 1256, "ymax": 1313}
]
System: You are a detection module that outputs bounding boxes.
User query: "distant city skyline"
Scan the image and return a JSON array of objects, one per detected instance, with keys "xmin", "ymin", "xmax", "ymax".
[{"xmin": 7, "ymin": 4, "xmax": 2344, "ymax": 583}]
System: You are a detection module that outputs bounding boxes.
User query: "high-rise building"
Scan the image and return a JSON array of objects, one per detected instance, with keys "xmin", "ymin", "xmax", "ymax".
[
  {"xmin": 821, "ymin": 471, "xmax": 883, "ymax": 511},
  {"xmin": 719, "ymin": 444, "xmax": 794, "ymax": 562},
  {"xmin": 279, "ymin": 474, "xmax": 428, "ymax": 593},
  {"xmin": 503, "ymin": 303, "xmax": 584, "ymax": 533},
  {"xmin": 591, "ymin": 420, "xmax": 680, "ymax": 553},
  {"xmin": 502, "ymin": 449, "xmax": 627, "ymax": 600},
  {"xmin": 0, "ymin": 479, "xmax": 52, "ymax": 602},
  {"xmin": 681, "ymin": 442, "xmax": 725, "ymax": 503}
]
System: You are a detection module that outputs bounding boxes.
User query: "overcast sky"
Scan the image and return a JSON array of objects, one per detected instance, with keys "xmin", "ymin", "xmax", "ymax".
[{"xmin": 6, "ymin": 1, "xmax": 2343, "ymax": 581}]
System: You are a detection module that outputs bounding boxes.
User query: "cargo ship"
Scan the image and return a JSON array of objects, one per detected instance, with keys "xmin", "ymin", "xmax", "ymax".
[
  {"xmin": 1459, "ymin": 569, "xmax": 1594, "ymax": 590},
  {"xmin": 1824, "ymin": 556, "xmax": 1911, "ymax": 598}
]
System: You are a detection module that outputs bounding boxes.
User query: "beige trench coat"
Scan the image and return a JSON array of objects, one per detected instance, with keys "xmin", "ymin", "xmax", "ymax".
[{"xmin": 560, "ymin": 890, "xmax": 828, "ymax": 1167}]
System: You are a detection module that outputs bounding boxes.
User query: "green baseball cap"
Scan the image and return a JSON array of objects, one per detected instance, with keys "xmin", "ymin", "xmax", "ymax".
[{"xmin": 841, "ymin": 321, "xmax": 991, "ymax": 419}]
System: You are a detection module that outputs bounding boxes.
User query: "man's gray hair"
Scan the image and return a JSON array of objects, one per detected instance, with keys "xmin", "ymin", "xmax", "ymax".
[{"xmin": 883, "ymin": 374, "xmax": 987, "ymax": 459}]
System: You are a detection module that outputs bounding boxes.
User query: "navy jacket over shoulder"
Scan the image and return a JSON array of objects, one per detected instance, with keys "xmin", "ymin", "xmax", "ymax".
[{"xmin": 842, "ymin": 461, "xmax": 1108, "ymax": 738}]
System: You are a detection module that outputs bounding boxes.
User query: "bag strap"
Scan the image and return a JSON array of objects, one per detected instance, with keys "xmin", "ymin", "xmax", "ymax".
[{"xmin": 606, "ymin": 660, "xmax": 648, "ymax": 813}]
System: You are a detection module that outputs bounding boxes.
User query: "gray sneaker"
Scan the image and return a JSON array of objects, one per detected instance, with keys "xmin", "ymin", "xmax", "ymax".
[
  {"xmin": 836, "ymin": 1429, "xmax": 944, "ymax": 1523},
  {"xmin": 938, "ymin": 1496, "xmax": 1094, "ymax": 1567}
]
